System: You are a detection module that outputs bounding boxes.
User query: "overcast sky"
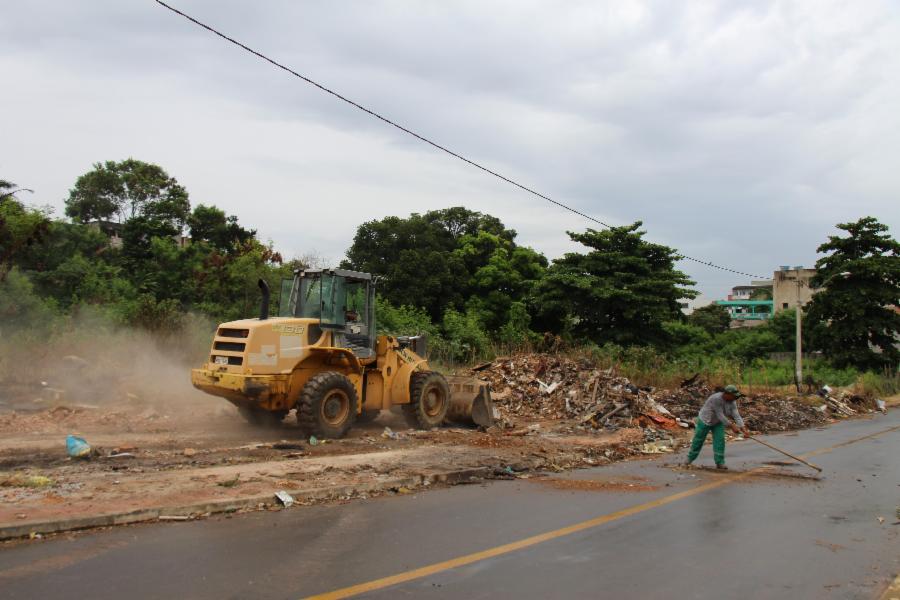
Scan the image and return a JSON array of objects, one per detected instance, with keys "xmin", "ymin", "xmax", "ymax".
[{"xmin": 2, "ymin": 1, "xmax": 898, "ymax": 298}]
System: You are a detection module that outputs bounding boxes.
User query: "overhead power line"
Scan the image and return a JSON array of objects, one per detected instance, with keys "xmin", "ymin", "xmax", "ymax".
[{"xmin": 155, "ymin": 0, "xmax": 766, "ymax": 280}]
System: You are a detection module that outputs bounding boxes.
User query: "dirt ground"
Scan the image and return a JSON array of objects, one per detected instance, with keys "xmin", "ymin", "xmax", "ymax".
[{"xmin": 0, "ymin": 396, "xmax": 663, "ymax": 527}]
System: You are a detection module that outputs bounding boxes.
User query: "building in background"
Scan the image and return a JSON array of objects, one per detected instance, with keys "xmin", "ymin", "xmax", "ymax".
[
  {"xmin": 716, "ymin": 278, "xmax": 774, "ymax": 327},
  {"xmin": 679, "ymin": 295, "xmax": 713, "ymax": 315},
  {"xmin": 727, "ymin": 279, "xmax": 773, "ymax": 300},
  {"xmin": 772, "ymin": 266, "xmax": 818, "ymax": 312}
]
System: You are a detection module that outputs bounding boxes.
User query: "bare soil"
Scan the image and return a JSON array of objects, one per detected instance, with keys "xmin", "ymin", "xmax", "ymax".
[{"xmin": 0, "ymin": 399, "xmax": 664, "ymax": 527}]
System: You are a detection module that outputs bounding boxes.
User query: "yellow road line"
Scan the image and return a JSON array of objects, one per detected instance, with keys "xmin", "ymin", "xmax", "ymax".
[{"xmin": 303, "ymin": 421, "xmax": 900, "ymax": 600}]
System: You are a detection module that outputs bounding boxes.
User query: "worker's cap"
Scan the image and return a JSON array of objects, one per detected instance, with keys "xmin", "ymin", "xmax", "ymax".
[{"xmin": 723, "ymin": 384, "xmax": 743, "ymax": 398}]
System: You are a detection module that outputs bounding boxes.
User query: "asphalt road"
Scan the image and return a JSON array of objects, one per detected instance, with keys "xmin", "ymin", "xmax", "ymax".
[{"xmin": 1, "ymin": 411, "xmax": 899, "ymax": 600}]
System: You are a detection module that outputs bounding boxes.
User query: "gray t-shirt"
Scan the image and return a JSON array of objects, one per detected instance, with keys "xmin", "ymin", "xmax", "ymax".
[{"xmin": 698, "ymin": 392, "xmax": 745, "ymax": 428}]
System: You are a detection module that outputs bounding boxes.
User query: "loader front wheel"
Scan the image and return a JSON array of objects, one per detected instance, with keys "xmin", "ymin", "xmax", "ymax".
[
  {"xmin": 403, "ymin": 372, "xmax": 450, "ymax": 429},
  {"xmin": 297, "ymin": 372, "xmax": 357, "ymax": 439}
]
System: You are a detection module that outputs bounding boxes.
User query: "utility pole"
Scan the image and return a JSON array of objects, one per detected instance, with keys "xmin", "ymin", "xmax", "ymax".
[
  {"xmin": 792, "ymin": 270, "xmax": 849, "ymax": 394},
  {"xmin": 795, "ymin": 280, "xmax": 803, "ymax": 393}
]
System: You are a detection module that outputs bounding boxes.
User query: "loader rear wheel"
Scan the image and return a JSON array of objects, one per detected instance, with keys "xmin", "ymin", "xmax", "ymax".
[
  {"xmin": 403, "ymin": 372, "xmax": 450, "ymax": 429},
  {"xmin": 297, "ymin": 372, "xmax": 357, "ymax": 439},
  {"xmin": 238, "ymin": 407, "xmax": 287, "ymax": 428}
]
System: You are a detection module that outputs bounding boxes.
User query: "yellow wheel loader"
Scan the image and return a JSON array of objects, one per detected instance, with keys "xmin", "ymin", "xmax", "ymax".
[{"xmin": 191, "ymin": 269, "xmax": 494, "ymax": 438}]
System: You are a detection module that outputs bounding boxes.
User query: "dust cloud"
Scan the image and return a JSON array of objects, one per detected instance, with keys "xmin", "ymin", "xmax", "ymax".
[{"xmin": 0, "ymin": 309, "xmax": 225, "ymax": 421}]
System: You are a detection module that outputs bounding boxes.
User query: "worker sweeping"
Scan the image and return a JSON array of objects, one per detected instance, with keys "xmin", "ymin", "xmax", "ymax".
[{"xmin": 684, "ymin": 385, "xmax": 749, "ymax": 470}]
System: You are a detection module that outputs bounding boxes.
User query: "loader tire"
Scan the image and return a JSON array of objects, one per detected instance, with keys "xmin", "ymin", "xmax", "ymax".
[
  {"xmin": 297, "ymin": 372, "xmax": 357, "ymax": 439},
  {"xmin": 238, "ymin": 407, "xmax": 287, "ymax": 428},
  {"xmin": 403, "ymin": 371, "xmax": 450, "ymax": 430}
]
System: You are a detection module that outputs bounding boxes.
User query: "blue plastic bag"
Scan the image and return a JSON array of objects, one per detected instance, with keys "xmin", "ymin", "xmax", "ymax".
[{"xmin": 66, "ymin": 435, "xmax": 91, "ymax": 458}]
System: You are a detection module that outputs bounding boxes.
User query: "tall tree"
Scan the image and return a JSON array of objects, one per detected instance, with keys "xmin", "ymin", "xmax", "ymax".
[
  {"xmin": 65, "ymin": 159, "xmax": 190, "ymax": 230},
  {"xmin": 0, "ymin": 178, "xmax": 48, "ymax": 282},
  {"xmin": 805, "ymin": 217, "xmax": 900, "ymax": 370},
  {"xmin": 342, "ymin": 207, "xmax": 533, "ymax": 324},
  {"xmin": 0, "ymin": 179, "xmax": 33, "ymax": 202},
  {"xmin": 533, "ymin": 222, "xmax": 696, "ymax": 346},
  {"xmin": 188, "ymin": 204, "xmax": 255, "ymax": 251}
]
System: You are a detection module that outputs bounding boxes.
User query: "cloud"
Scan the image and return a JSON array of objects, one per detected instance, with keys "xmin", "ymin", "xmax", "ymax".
[{"xmin": 1, "ymin": 0, "xmax": 898, "ymax": 297}]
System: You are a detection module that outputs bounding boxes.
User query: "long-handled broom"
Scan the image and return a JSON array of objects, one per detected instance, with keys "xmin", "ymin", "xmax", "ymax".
[{"xmin": 746, "ymin": 434, "xmax": 822, "ymax": 472}]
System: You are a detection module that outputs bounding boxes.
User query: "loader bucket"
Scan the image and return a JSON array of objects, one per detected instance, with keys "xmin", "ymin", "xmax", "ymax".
[{"xmin": 444, "ymin": 375, "xmax": 495, "ymax": 428}]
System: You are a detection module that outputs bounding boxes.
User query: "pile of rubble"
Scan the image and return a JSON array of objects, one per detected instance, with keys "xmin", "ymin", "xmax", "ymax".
[{"xmin": 469, "ymin": 354, "xmax": 881, "ymax": 434}]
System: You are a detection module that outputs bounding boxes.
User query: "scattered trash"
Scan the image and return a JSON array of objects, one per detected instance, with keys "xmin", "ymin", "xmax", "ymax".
[
  {"xmin": 274, "ymin": 490, "xmax": 294, "ymax": 507},
  {"xmin": 309, "ymin": 436, "xmax": 318, "ymax": 446},
  {"xmin": 537, "ymin": 379, "xmax": 561, "ymax": 395},
  {"xmin": 106, "ymin": 452, "xmax": 136, "ymax": 459},
  {"xmin": 640, "ymin": 441, "xmax": 673, "ymax": 454},
  {"xmin": 877, "ymin": 516, "xmax": 885, "ymax": 524},
  {"xmin": 158, "ymin": 515, "xmax": 191, "ymax": 521},
  {"xmin": 381, "ymin": 427, "xmax": 401, "ymax": 440},
  {"xmin": 875, "ymin": 399, "xmax": 886, "ymax": 413},
  {"xmin": 182, "ymin": 448, "xmax": 197, "ymax": 457},
  {"xmin": 66, "ymin": 435, "xmax": 92, "ymax": 458}
]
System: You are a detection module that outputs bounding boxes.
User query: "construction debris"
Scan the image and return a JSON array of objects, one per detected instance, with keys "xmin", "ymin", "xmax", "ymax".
[{"xmin": 469, "ymin": 354, "xmax": 881, "ymax": 435}]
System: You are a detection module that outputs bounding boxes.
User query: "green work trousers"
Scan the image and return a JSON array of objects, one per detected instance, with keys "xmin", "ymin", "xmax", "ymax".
[{"xmin": 687, "ymin": 418, "xmax": 726, "ymax": 466}]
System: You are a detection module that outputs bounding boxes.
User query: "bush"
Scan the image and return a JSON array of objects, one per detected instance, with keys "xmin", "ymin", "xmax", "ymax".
[
  {"xmin": 662, "ymin": 320, "xmax": 712, "ymax": 352},
  {"xmin": 375, "ymin": 295, "xmax": 439, "ymax": 338},
  {"xmin": 0, "ymin": 268, "xmax": 61, "ymax": 335},
  {"xmin": 498, "ymin": 301, "xmax": 536, "ymax": 348},
  {"xmin": 441, "ymin": 308, "xmax": 491, "ymax": 364},
  {"xmin": 855, "ymin": 371, "xmax": 900, "ymax": 397}
]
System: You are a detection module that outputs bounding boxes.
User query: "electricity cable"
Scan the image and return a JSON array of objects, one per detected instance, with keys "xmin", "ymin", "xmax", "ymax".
[{"xmin": 155, "ymin": 0, "xmax": 766, "ymax": 280}]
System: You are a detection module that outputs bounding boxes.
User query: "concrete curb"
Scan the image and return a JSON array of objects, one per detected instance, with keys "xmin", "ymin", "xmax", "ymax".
[{"xmin": 0, "ymin": 467, "xmax": 494, "ymax": 541}]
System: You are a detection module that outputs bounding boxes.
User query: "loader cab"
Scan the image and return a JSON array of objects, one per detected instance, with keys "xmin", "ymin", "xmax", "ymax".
[{"xmin": 279, "ymin": 268, "xmax": 376, "ymax": 359}]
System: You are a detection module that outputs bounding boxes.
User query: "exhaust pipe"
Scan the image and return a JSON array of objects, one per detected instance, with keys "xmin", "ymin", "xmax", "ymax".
[{"xmin": 258, "ymin": 278, "xmax": 270, "ymax": 320}]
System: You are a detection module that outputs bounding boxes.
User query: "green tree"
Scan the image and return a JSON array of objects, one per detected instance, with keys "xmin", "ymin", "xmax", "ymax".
[
  {"xmin": 805, "ymin": 217, "xmax": 900, "ymax": 370},
  {"xmin": 0, "ymin": 195, "xmax": 49, "ymax": 281},
  {"xmin": 533, "ymin": 222, "xmax": 696, "ymax": 346},
  {"xmin": 343, "ymin": 212, "xmax": 464, "ymax": 321},
  {"xmin": 0, "ymin": 179, "xmax": 33, "ymax": 202},
  {"xmin": 687, "ymin": 303, "xmax": 731, "ymax": 335},
  {"xmin": 343, "ymin": 207, "xmax": 542, "ymax": 326},
  {"xmin": 188, "ymin": 204, "xmax": 255, "ymax": 251},
  {"xmin": 455, "ymin": 230, "xmax": 546, "ymax": 331},
  {"xmin": 762, "ymin": 308, "xmax": 814, "ymax": 353},
  {"xmin": 662, "ymin": 320, "xmax": 712, "ymax": 352},
  {"xmin": 65, "ymin": 159, "xmax": 190, "ymax": 230}
]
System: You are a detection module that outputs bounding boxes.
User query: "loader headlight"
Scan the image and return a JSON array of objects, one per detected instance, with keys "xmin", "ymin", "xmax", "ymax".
[{"xmin": 214, "ymin": 356, "xmax": 229, "ymax": 365}]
